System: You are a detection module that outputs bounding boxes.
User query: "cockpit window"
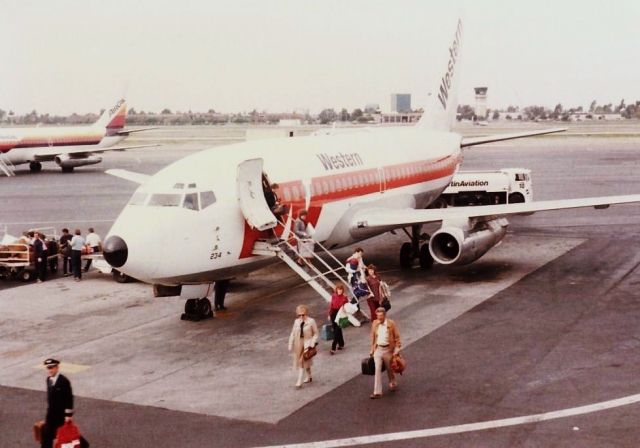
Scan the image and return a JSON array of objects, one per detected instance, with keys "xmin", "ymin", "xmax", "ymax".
[
  {"xmin": 183, "ymin": 193, "xmax": 199, "ymax": 211},
  {"xmin": 200, "ymin": 191, "xmax": 216, "ymax": 209},
  {"xmin": 188, "ymin": 183, "xmax": 197, "ymax": 188},
  {"xmin": 148, "ymin": 193, "xmax": 182, "ymax": 207},
  {"xmin": 173, "ymin": 183, "xmax": 185, "ymax": 189},
  {"xmin": 128, "ymin": 192, "xmax": 148, "ymax": 206},
  {"xmin": 515, "ymin": 173, "xmax": 526, "ymax": 181}
]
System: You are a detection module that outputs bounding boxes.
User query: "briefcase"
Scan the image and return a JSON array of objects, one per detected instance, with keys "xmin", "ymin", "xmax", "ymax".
[
  {"xmin": 33, "ymin": 420, "xmax": 45, "ymax": 442},
  {"xmin": 320, "ymin": 323, "xmax": 334, "ymax": 341}
]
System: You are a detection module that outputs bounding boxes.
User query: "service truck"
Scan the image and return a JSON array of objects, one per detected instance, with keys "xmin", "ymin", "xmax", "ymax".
[{"xmin": 432, "ymin": 168, "xmax": 532, "ymax": 208}]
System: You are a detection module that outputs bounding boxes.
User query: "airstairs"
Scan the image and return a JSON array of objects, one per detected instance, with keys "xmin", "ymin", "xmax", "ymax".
[
  {"xmin": 0, "ymin": 153, "xmax": 15, "ymax": 176},
  {"xmin": 252, "ymin": 232, "xmax": 353, "ymax": 302}
]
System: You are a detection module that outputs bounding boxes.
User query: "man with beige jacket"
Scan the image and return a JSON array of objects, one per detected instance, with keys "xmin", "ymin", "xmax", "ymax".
[{"xmin": 369, "ymin": 307, "xmax": 401, "ymax": 398}]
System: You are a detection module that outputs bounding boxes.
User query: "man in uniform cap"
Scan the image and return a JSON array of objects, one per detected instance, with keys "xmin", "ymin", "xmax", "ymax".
[{"xmin": 42, "ymin": 358, "xmax": 74, "ymax": 448}]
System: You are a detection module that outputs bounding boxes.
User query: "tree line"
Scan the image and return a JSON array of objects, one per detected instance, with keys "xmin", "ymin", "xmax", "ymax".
[
  {"xmin": 458, "ymin": 99, "xmax": 640, "ymax": 122},
  {"xmin": 2, "ymin": 99, "xmax": 639, "ymax": 126}
]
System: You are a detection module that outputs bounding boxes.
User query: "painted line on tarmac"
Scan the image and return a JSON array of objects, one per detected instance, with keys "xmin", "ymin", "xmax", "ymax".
[{"xmin": 260, "ymin": 392, "xmax": 640, "ymax": 447}]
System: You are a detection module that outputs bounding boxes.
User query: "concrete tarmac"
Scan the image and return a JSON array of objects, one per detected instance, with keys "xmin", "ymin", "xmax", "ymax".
[{"xmin": 2, "ymin": 125, "xmax": 640, "ymax": 447}]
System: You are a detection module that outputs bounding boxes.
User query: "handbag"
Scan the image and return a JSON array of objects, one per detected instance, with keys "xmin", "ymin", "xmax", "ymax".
[
  {"xmin": 381, "ymin": 297, "xmax": 391, "ymax": 311},
  {"xmin": 302, "ymin": 345, "xmax": 317, "ymax": 360},
  {"xmin": 33, "ymin": 420, "xmax": 45, "ymax": 442},
  {"xmin": 391, "ymin": 353, "xmax": 406, "ymax": 375}
]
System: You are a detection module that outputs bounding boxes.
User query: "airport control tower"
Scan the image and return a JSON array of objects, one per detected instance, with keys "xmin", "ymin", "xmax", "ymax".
[{"xmin": 474, "ymin": 87, "xmax": 488, "ymax": 119}]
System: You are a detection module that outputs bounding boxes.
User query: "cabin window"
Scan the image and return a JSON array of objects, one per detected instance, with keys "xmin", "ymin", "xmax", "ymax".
[
  {"xmin": 335, "ymin": 178, "xmax": 343, "ymax": 191},
  {"xmin": 292, "ymin": 185, "xmax": 301, "ymax": 199},
  {"xmin": 283, "ymin": 188, "xmax": 292, "ymax": 202},
  {"xmin": 322, "ymin": 181, "xmax": 329, "ymax": 195},
  {"xmin": 128, "ymin": 192, "xmax": 148, "ymax": 206},
  {"xmin": 182, "ymin": 193, "xmax": 199, "ymax": 211},
  {"xmin": 148, "ymin": 193, "xmax": 182, "ymax": 207},
  {"xmin": 200, "ymin": 191, "xmax": 217, "ymax": 209}
]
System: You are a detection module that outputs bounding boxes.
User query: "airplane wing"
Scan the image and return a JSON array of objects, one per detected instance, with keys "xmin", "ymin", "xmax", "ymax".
[
  {"xmin": 460, "ymin": 127, "xmax": 566, "ymax": 148},
  {"xmin": 105, "ymin": 169, "xmax": 150, "ymax": 184},
  {"xmin": 32, "ymin": 144, "xmax": 159, "ymax": 161},
  {"xmin": 352, "ymin": 194, "xmax": 640, "ymax": 230},
  {"xmin": 115, "ymin": 127, "xmax": 158, "ymax": 136}
]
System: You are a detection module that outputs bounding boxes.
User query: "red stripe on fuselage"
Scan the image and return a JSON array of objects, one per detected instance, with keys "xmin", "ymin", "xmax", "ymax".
[
  {"xmin": 0, "ymin": 137, "xmax": 103, "ymax": 153},
  {"xmin": 238, "ymin": 153, "xmax": 460, "ymax": 258}
]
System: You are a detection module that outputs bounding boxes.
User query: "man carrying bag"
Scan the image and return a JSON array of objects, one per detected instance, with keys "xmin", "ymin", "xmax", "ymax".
[{"xmin": 368, "ymin": 307, "xmax": 402, "ymax": 399}]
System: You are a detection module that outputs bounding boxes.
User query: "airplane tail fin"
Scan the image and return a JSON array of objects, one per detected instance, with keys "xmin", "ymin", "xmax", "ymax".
[
  {"xmin": 95, "ymin": 98, "xmax": 127, "ymax": 134},
  {"xmin": 417, "ymin": 18, "xmax": 463, "ymax": 132}
]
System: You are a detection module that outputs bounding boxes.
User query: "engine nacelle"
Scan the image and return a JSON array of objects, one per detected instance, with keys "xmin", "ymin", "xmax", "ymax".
[
  {"xmin": 54, "ymin": 154, "xmax": 102, "ymax": 169},
  {"xmin": 429, "ymin": 218, "xmax": 508, "ymax": 266}
]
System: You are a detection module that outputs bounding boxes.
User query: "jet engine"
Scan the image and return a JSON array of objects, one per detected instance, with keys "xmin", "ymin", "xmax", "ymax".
[
  {"xmin": 54, "ymin": 154, "xmax": 102, "ymax": 169},
  {"xmin": 429, "ymin": 218, "xmax": 508, "ymax": 266}
]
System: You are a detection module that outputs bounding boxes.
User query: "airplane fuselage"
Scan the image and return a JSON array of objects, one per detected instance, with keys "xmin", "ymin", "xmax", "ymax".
[
  {"xmin": 107, "ymin": 127, "xmax": 462, "ymax": 285},
  {"xmin": 0, "ymin": 126, "xmax": 125, "ymax": 164}
]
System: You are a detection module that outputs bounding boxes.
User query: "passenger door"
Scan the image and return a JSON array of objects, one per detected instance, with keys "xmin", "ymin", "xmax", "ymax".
[{"xmin": 237, "ymin": 158, "xmax": 277, "ymax": 231}]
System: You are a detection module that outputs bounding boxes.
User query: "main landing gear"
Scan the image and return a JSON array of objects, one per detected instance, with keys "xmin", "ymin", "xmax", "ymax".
[
  {"xmin": 29, "ymin": 161, "xmax": 42, "ymax": 172},
  {"xmin": 399, "ymin": 224, "xmax": 434, "ymax": 270}
]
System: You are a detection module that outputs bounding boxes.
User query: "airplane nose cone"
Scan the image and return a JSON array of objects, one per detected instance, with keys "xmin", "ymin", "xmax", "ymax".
[{"xmin": 103, "ymin": 235, "xmax": 128, "ymax": 268}]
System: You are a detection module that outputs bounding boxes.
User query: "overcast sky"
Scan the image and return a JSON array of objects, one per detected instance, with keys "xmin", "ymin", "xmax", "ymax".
[{"xmin": 2, "ymin": 0, "xmax": 638, "ymax": 115}]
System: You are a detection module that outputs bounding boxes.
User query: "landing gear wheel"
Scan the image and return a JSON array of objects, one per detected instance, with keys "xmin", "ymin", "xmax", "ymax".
[
  {"xmin": 29, "ymin": 161, "xmax": 42, "ymax": 172},
  {"xmin": 508, "ymin": 192, "xmax": 524, "ymax": 204},
  {"xmin": 399, "ymin": 242, "xmax": 413, "ymax": 270},
  {"xmin": 184, "ymin": 298, "xmax": 198, "ymax": 315},
  {"xmin": 419, "ymin": 244, "xmax": 434, "ymax": 270},
  {"xmin": 112, "ymin": 269, "xmax": 131, "ymax": 283},
  {"xmin": 198, "ymin": 298, "xmax": 212, "ymax": 317},
  {"xmin": 61, "ymin": 166, "xmax": 74, "ymax": 173},
  {"xmin": 181, "ymin": 298, "xmax": 214, "ymax": 321}
]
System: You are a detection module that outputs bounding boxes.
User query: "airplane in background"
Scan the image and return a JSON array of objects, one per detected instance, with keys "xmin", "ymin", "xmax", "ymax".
[
  {"xmin": 0, "ymin": 98, "xmax": 155, "ymax": 175},
  {"xmin": 102, "ymin": 19, "xmax": 640, "ymax": 319}
]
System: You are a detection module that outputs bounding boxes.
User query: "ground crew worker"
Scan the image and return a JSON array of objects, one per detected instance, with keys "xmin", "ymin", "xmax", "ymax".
[
  {"xmin": 70, "ymin": 229, "xmax": 84, "ymax": 281},
  {"xmin": 42, "ymin": 358, "xmax": 74, "ymax": 448},
  {"xmin": 33, "ymin": 232, "xmax": 48, "ymax": 283}
]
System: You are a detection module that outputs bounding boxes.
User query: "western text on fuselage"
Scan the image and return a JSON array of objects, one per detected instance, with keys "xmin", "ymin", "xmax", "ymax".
[{"xmin": 317, "ymin": 152, "xmax": 364, "ymax": 171}]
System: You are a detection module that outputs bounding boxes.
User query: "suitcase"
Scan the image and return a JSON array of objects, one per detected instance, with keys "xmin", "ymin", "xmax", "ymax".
[
  {"xmin": 361, "ymin": 356, "xmax": 386, "ymax": 375},
  {"xmin": 320, "ymin": 323, "xmax": 334, "ymax": 341}
]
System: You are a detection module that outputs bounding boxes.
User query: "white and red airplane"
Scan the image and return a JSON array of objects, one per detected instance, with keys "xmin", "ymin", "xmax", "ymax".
[
  {"xmin": 103, "ymin": 19, "xmax": 640, "ymax": 316},
  {"xmin": 0, "ymin": 98, "xmax": 154, "ymax": 174}
]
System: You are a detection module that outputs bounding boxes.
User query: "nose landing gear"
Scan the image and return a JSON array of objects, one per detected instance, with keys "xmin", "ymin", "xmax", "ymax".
[
  {"xmin": 399, "ymin": 224, "xmax": 434, "ymax": 270},
  {"xmin": 179, "ymin": 281, "xmax": 230, "ymax": 321},
  {"xmin": 182, "ymin": 298, "xmax": 213, "ymax": 321}
]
